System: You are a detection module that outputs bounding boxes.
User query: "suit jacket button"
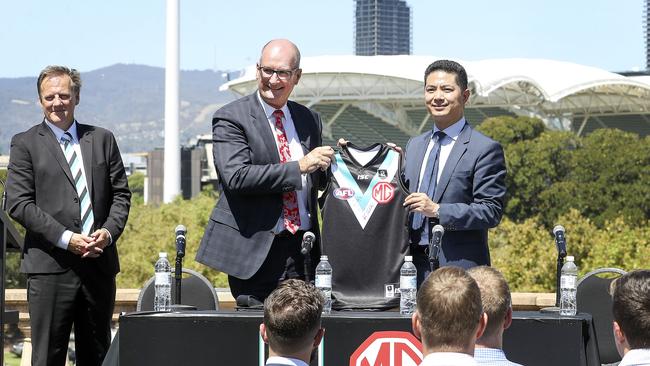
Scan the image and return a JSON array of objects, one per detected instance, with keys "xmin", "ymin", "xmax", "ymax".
[{"xmin": 73, "ymin": 197, "xmax": 79, "ymax": 203}]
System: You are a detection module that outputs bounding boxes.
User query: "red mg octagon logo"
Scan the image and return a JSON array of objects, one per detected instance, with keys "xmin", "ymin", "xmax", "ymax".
[
  {"xmin": 349, "ymin": 331, "xmax": 423, "ymax": 366},
  {"xmin": 372, "ymin": 182, "xmax": 395, "ymax": 203}
]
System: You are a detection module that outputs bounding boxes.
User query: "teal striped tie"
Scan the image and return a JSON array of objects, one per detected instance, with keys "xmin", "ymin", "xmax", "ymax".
[{"xmin": 61, "ymin": 132, "xmax": 94, "ymax": 236}]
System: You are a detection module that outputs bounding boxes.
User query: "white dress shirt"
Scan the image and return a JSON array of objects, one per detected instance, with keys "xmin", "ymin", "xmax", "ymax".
[
  {"xmin": 265, "ymin": 356, "xmax": 309, "ymax": 366},
  {"xmin": 419, "ymin": 352, "xmax": 478, "ymax": 366},
  {"xmin": 474, "ymin": 347, "xmax": 523, "ymax": 366},
  {"xmin": 45, "ymin": 120, "xmax": 91, "ymax": 249},
  {"xmin": 257, "ymin": 93, "xmax": 311, "ymax": 233},
  {"xmin": 619, "ymin": 349, "xmax": 650, "ymax": 366},
  {"xmin": 417, "ymin": 118, "xmax": 466, "ymax": 191}
]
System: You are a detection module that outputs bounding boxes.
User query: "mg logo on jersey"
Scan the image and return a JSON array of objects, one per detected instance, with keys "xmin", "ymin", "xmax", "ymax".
[
  {"xmin": 372, "ymin": 182, "xmax": 394, "ymax": 203},
  {"xmin": 349, "ymin": 331, "xmax": 423, "ymax": 366},
  {"xmin": 334, "ymin": 187, "xmax": 355, "ymax": 200}
]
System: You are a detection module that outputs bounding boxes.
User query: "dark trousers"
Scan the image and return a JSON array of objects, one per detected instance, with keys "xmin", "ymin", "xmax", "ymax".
[
  {"xmin": 228, "ymin": 232, "xmax": 308, "ymax": 302},
  {"xmin": 27, "ymin": 267, "xmax": 116, "ymax": 366}
]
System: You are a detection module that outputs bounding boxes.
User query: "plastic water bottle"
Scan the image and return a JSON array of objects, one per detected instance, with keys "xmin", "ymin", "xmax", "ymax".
[
  {"xmin": 400, "ymin": 255, "xmax": 417, "ymax": 315},
  {"xmin": 315, "ymin": 255, "xmax": 332, "ymax": 314},
  {"xmin": 560, "ymin": 255, "xmax": 578, "ymax": 316},
  {"xmin": 154, "ymin": 252, "xmax": 172, "ymax": 312}
]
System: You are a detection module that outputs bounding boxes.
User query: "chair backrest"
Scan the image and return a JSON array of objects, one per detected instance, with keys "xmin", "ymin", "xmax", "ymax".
[
  {"xmin": 136, "ymin": 268, "xmax": 219, "ymax": 311},
  {"xmin": 576, "ymin": 267, "xmax": 626, "ymax": 365}
]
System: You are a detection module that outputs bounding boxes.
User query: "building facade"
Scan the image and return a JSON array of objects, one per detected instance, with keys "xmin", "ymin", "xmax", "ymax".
[{"xmin": 354, "ymin": 0, "xmax": 412, "ymax": 56}]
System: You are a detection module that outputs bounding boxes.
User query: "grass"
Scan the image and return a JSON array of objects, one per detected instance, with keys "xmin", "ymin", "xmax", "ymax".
[{"xmin": 4, "ymin": 351, "xmax": 21, "ymax": 366}]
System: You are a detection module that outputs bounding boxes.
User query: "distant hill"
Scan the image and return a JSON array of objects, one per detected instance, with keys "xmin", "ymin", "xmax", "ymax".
[{"xmin": 0, "ymin": 64, "xmax": 237, "ymax": 154}]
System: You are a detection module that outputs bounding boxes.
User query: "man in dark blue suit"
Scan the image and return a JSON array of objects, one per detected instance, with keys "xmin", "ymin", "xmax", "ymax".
[
  {"xmin": 403, "ymin": 60, "xmax": 506, "ymax": 285},
  {"xmin": 196, "ymin": 39, "xmax": 334, "ymax": 304}
]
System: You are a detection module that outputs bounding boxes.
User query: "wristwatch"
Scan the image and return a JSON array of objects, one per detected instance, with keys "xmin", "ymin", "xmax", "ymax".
[{"xmin": 432, "ymin": 206, "xmax": 440, "ymax": 219}]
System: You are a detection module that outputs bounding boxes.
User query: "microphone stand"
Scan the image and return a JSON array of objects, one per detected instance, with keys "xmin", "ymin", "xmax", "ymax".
[
  {"xmin": 428, "ymin": 218, "xmax": 440, "ymax": 272},
  {"xmin": 555, "ymin": 252, "xmax": 566, "ymax": 307},
  {"xmin": 540, "ymin": 245, "xmax": 566, "ymax": 313},
  {"xmin": 175, "ymin": 250, "xmax": 183, "ymax": 305},
  {"xmin": 303, "ymin": 249, "xmax": 312, "ymax": 284}
]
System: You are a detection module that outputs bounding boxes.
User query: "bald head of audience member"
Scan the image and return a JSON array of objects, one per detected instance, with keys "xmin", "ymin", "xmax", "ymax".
[
  {"xmin": 260, "ymin": 279, "xmax": 324, "ymax": 363},
  {"xmin": 412, "ymin": 266, "xmax": 487, "ymax": 355},
  {"xmin": 611, "ymin": 269, "xmax": 650, "ymax": 358},
  {"xmin": 468, "ymin": 266, "xmax": 513, "ymax": 350}
]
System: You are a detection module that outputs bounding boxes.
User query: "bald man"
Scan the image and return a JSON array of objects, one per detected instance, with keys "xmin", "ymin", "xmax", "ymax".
[{"xmin": 197, "ymin": 39, "xmax": 334, "ymax": 304}]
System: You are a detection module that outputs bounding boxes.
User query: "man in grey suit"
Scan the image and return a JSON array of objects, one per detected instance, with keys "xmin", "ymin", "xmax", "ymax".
[
  {"xmin": 5, "ymin": 65, "xmax": 131, "ymax": 365},
  {"xmin": 261, "ymin": 279, "xmax": 324, "ymax": 366},
  {"xmin": 197, "ymin": 39, "xmax": 334, "ymax": 304},
  {"xmin": 403, "ymin": 59, "xmax": 506, "ymax": 285}
]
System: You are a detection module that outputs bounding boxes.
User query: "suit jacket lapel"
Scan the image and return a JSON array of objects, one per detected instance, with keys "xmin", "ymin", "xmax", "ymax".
[
  {"xmin": 77, "ymin": 124, "xmax": 94, "ymax": 197},
  {"xmin": 38, "ymin": 122, "xmax": 75, "ymax": 185},
  {"xmin": 433, "ymin": 122, "xmax": 470, "ymax": 202},
  {"xmin": 249, "ymin": 93, "xmax": 281, "ymax": 163},
  {"xmin": 409, "ymin": 130, "xmax": 432, "ymax": 189}
]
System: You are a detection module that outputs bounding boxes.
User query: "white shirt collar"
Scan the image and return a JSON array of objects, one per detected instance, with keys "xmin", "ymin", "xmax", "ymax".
[
  {"xmin": 421, "ymin": 352, "xmax": 478, "ymax": 366},
  {"xmin": 257, "ymin": 91, "xmax": 290, "ymax": 120},
  {"xmin": 265, "ymin": 356, "xmax": 309, "ymax": 366},
  {"xmin": 619, "ymin": 348, "xmax": 650, "ymax": 366},
  {"xmin": 433, "ymin": 117, "xmax": 466, "ymax": 142},
  {"xmin": 44, "ymin": 119, "xmax": 80, "ymax": 143}
]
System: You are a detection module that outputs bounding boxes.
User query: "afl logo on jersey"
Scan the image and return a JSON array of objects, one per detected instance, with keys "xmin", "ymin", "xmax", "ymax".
[
  {"xmin": 334, "ymin": 187, "xmax": 355, "ymax": 200},
  {"xmin": 372, "ymin": 182, "xmax": 395, "ymax": 203}
]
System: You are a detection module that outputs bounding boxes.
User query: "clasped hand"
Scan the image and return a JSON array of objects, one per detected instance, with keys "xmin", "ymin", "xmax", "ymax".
[{"xmin": 68, "ymin": 229, "xmax": 110, "ymax": 258}]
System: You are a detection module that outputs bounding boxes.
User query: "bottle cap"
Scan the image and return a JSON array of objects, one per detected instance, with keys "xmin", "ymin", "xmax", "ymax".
[
  {"xmin": 566, "ymin": 255, "xmax": 574, "ymax": 262},
  {"xmin": 159, "ymin": 252, "xmax": 168, "ymax": 258},
  {"xmin": 320, "ymin": 255, "xmax": 328, "ymax": 261},
  {"xmin": 405, "ymin": 255, "xmax": 413, "ymax": 262}
]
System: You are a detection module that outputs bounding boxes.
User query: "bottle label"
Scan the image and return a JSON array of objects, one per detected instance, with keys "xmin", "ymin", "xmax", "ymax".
[
  {"xmin": 560, "ymin": 275, "xmax": 576, "ymax": 289},
  {"xmin": 400, "ymin": 275, "xmax": 416, "ymax": 290},
  {"xmin": 155, "ymin": 272, "xmax": 171, "ymax": 285},
  {"xmin": 315, "ymin": 275, "xmax": 331, "ymax": 288}
]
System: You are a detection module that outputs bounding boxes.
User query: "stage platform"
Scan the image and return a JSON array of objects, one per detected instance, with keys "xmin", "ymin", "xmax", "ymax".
[{"xmin": 110, "ymin": 310, "xmax": 599, "ymax": 366}]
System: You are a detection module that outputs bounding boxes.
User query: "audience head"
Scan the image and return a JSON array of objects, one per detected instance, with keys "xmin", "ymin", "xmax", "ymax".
[
  {"xmin": 611, "ymin": 269, "xmax": 650, "ymax": 355},
  {"xmin": 468, "ymin": 266, "xmax": 513, "ymax": 346},
  {"xmin": 261, "ymin": 279, "xmax": 324, "ymax": 360},
  {"xmin": 412, "ymin": 266, "xmax": 486, "ymax": 354}
]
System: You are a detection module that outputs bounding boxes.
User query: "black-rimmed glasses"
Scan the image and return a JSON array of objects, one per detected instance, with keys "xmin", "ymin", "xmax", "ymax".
[{"xmin": 257, "ymin": 65, "xmax": 298, "ymax": 81}]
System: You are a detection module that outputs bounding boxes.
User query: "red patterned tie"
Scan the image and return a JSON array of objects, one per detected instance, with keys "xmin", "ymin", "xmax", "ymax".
[{"xmin": 273, "ymin": 110, "xmax": 301, "ymax": 234}]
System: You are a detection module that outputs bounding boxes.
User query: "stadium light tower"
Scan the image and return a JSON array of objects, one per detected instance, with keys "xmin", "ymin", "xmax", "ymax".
[
  {"xmin": 163, "ymin": 0, "xmax": 180, "ymax": 203},
  {"xmin": 646, "ymin": 0, "xmax": 650, "ymax": 70}
]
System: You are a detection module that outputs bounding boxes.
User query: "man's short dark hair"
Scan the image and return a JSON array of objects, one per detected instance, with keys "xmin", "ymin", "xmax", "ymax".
[
  {"xmin": 612, "ymin": 270, "xmax": 650, "ymax": 349},
  {"xmin": 424, "ymin": 60, "xmax": 468, "ymax": 91},
  {"xmin": 468, "ymin": 266, "xmax": 511, "ymax": 340},
  {"xmin": 417, "ymin": 266, "xmax": 483, "ymax": 350},
  {"xmin": 263, "ymin": 279, "xmax": 323, "ymax": 354},
  {"xmin": 37, "ymin": 65, "xmax": 81, "ymax": 100}
]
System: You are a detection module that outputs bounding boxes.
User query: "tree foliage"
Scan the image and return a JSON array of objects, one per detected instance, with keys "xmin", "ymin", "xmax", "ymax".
[
  {"xmin": 493, "ymin": 209, "xmax": 650, "ymax": 292},
  {"xmin": 479, "ymin": 117, "xmax": 650, "ymax": 228},
  {"xmin": 115, "ymin": 187, "xmax": 228, "ymax": 289}
]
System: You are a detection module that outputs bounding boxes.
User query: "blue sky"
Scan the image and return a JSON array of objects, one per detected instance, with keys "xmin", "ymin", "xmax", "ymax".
[{"xmin": 1, "ymin": 0, "xmax": 643, "ymax": 78}]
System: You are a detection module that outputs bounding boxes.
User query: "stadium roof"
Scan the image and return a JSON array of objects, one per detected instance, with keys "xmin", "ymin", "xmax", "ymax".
[{"xmin": 222, "ymin": 56, "xmax": 650, "ymax": 133}]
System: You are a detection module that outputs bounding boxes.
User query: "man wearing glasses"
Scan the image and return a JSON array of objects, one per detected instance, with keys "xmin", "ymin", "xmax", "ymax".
[{"xmin": 197, "ymin": 39, "xmax": 334, "ymax": 305}]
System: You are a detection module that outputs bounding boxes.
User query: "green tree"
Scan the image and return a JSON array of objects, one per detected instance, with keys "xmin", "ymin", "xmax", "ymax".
[
  {"xmin": 116, "ymin": 188, "xmax": 227, "ymax": 289},
  {"xmin": 476, "ymin": 115, "xmax": 546, "ymax": 146},
  {"xmin": 504, "ymin": 131, "xmax": 577, "ymax": 223}
]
